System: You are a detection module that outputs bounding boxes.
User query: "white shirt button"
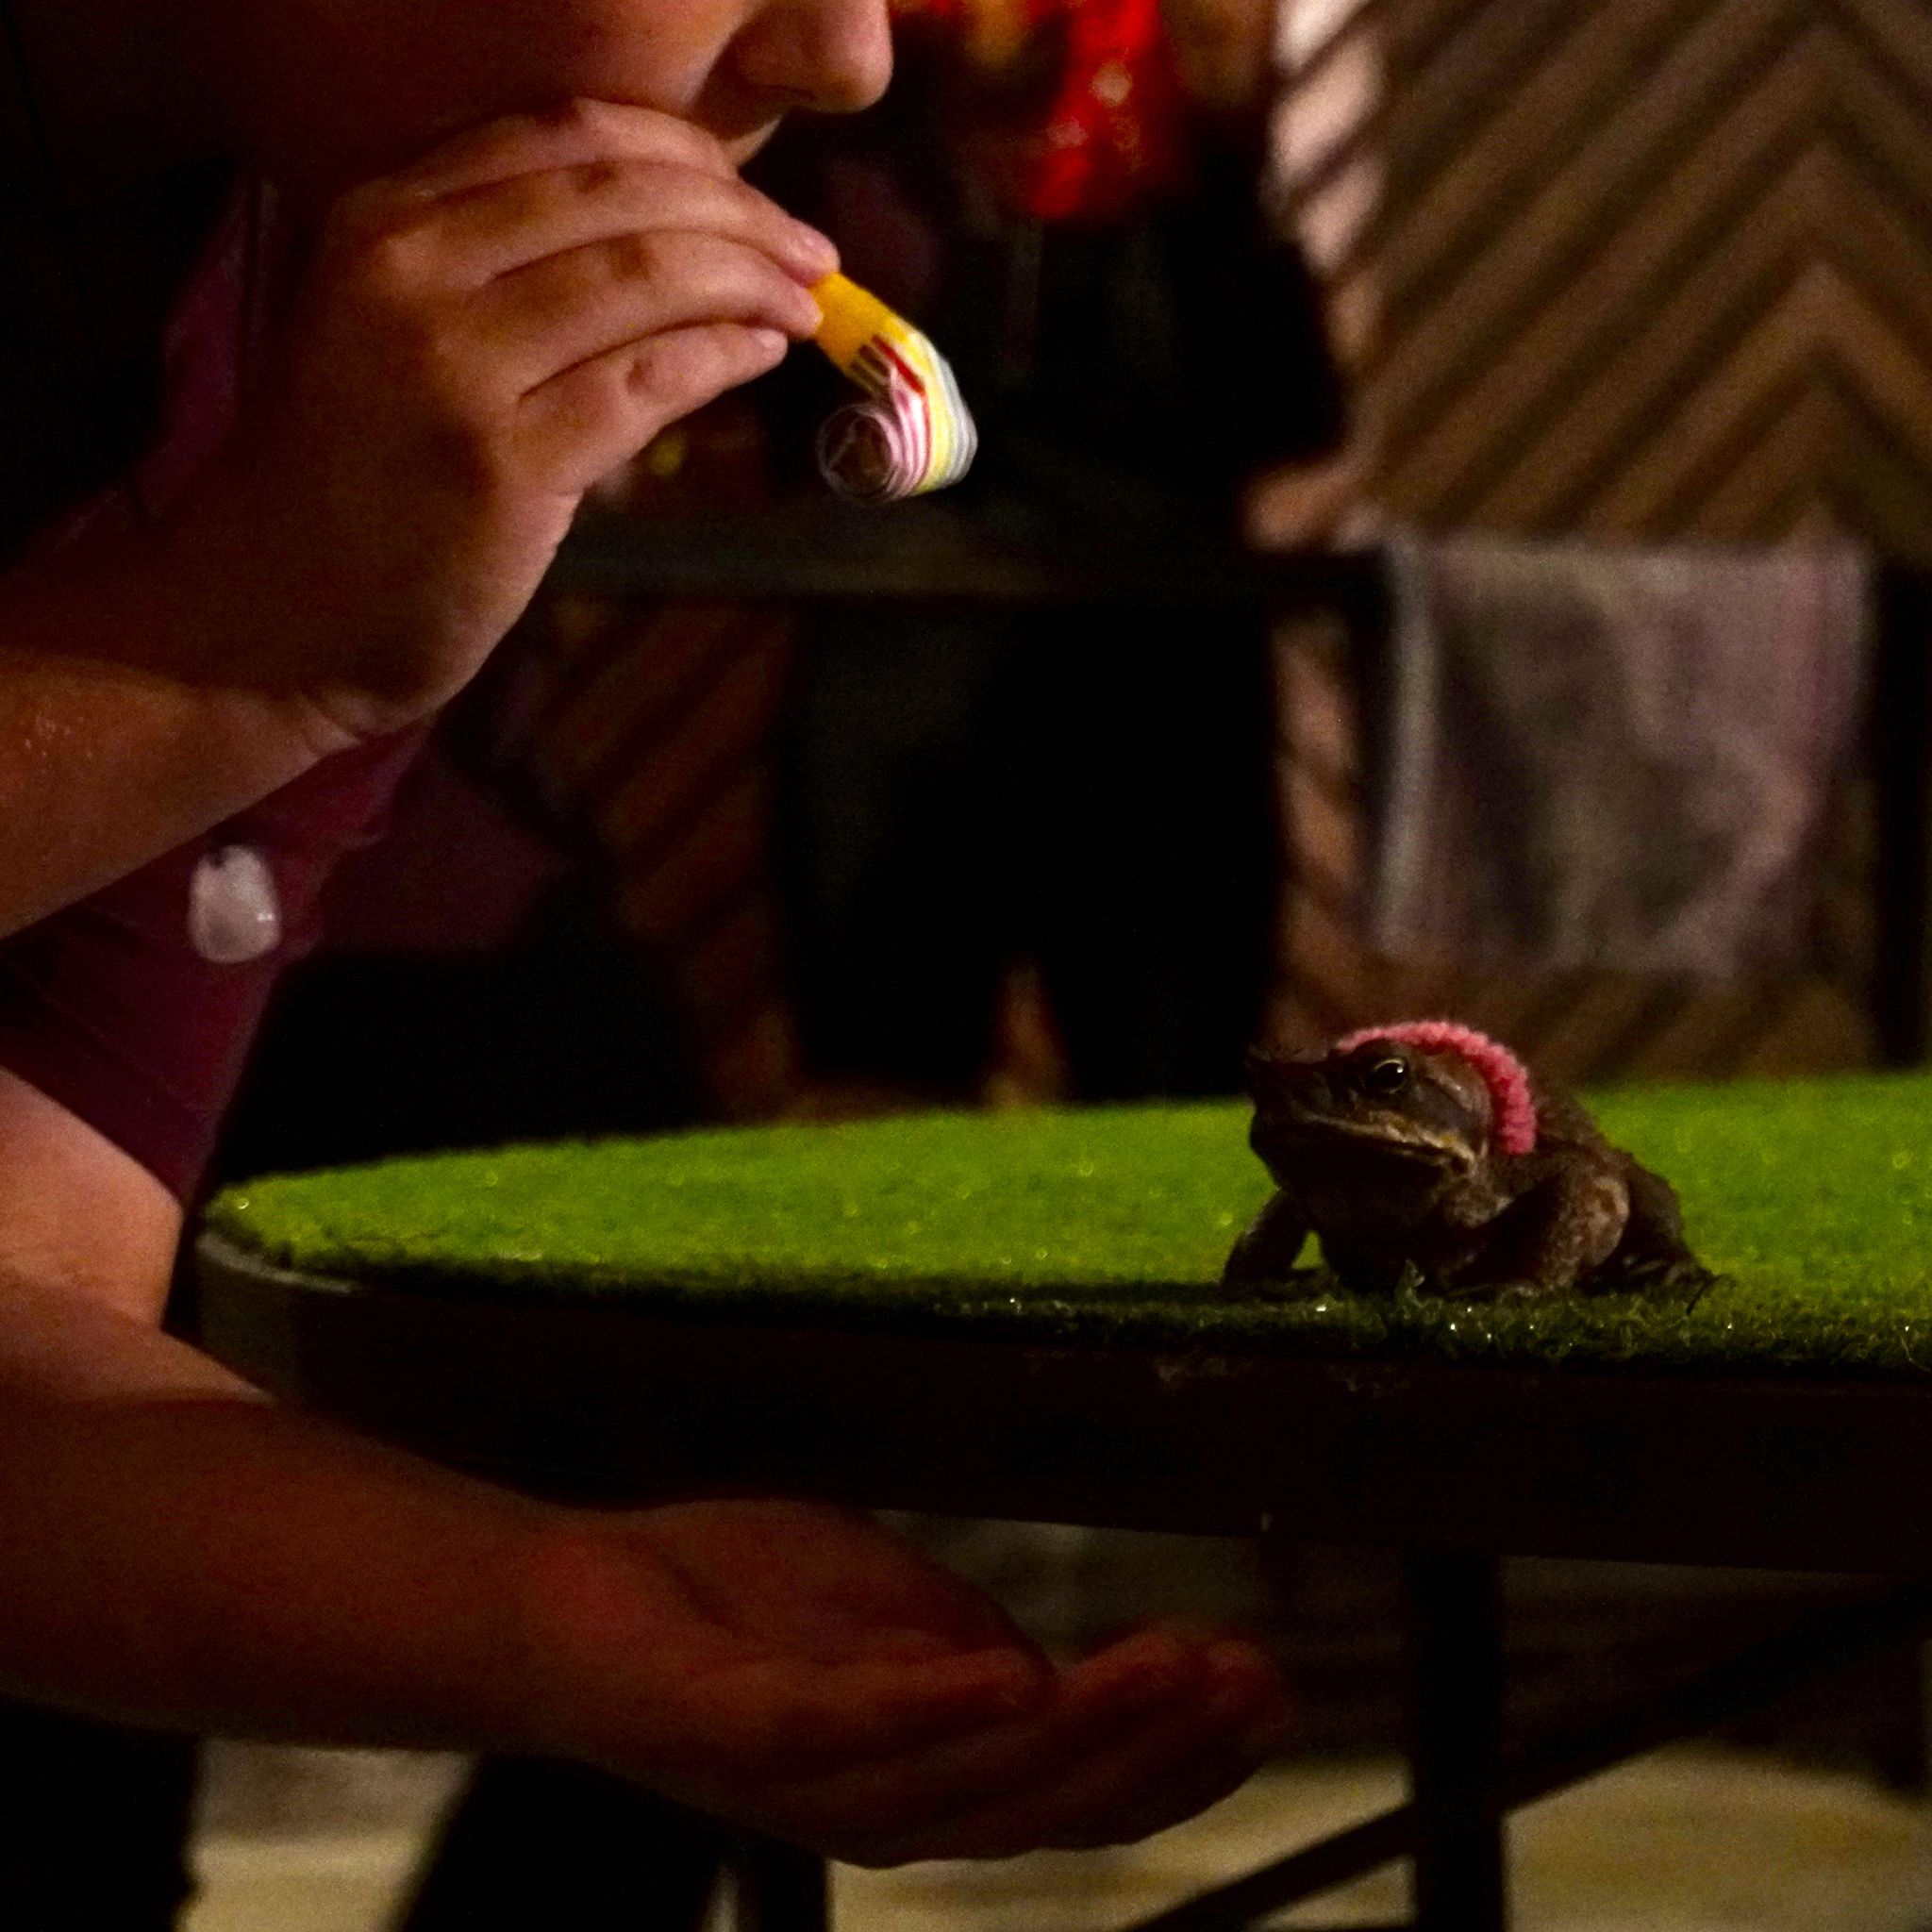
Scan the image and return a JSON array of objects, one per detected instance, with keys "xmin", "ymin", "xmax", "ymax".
[{"xmin": 189, "ymin": 844, "xmax": 283, "ymax": 964}]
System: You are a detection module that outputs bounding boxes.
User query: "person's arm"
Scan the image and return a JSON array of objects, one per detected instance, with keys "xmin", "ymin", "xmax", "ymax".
[
  {"xmin": 0, "ymin": 98, "xmax": 835, "ymax": 941},
  {"xmin": 0, "ymin": 1070, "xmax": 1288, "ymax": 1861},
  {"xmin": 0, "ymin": 1066, "xmax": 559, "ymax": 1747},
  {"xmin": 0, "ymin": 548, "xmax": 341, "ymax": 941}
]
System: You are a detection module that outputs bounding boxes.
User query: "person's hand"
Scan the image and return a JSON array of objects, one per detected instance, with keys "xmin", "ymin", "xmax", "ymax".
[
  {"xmin": 160, "ymin": 99, "xmax": 834, "ymax": 747},
  {"xmin": 522, "ymin": 1499, "xmax": 1290, "ymax": 1864}
]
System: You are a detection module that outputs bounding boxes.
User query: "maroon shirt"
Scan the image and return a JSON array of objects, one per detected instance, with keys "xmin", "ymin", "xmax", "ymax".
[
  {"xmin": 0, "ymin": 181, "xmax": 428, "ymax": 1200},
  {"xmin": 0, "ymin": 734, "xmax": 427, "ymax": 1200}
]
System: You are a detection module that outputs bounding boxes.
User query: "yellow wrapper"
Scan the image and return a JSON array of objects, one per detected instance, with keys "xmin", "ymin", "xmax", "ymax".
[
  {"xmin": 808, "ymin": 273, "xmax": 977, "ymax": 502},
  {"xmin": 810, "ymin": 274, "xmax": 905, "ymax": 378}
]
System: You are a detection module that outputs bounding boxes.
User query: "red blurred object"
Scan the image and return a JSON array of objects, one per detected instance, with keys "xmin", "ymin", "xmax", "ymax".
[
  {"xmin": 891, "ymin": 0, "xmax": 1191, "ymax": 223},
  {"xmin": 1024, "ymin": 0, "xmax": 1190, "ymax": 220}
]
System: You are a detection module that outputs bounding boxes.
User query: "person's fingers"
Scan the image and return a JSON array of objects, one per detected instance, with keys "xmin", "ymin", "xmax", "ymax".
[
  {"xmin": 388, "ymin": 97, "xmax": 736, "ymax": 201},
  {"xmin": 755, "ymin": 1626, "xmax": 1216, "ymax": 1836},
  {"xmin": 682, "ymin": 1643, "xmax": 1055, "ymax": 1784},
  {"xmin": 1033, "ymin": 1650, "xmax": 1291, "ymax": 1850},
  {"xmin": 846, "ymin": 1641, "xmax": 1286, "ymax": 1863},
  {"xmin": 515, "ymin": 321, "xmax": 791, "ymax": 491},
  {"xmin": 431, "ymin": 160, "xmax": 835, "ymax": 288},
  {"xmin": 490, "ymin": 230, "xmax": 821, "ymax": 390},
  {"xmin": 1035, "ymin": 1724, "xmax": 1281, "ymax": 1852}
]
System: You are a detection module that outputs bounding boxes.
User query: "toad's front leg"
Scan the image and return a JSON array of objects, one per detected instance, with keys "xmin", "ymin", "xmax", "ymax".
[
  {"xmin": 1223, "ymin": 1192, "xmax": 1315, "ymax": 1296},
  {"xmin": 1449, "ymin": 1166, "xmax": 1630, "ymax": 1300}
]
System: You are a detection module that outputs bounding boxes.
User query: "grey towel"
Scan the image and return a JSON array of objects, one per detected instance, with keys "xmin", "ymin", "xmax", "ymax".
[{"xmin": 1368, "ymin": 534, "xmax": 1872, "ymax": 978}]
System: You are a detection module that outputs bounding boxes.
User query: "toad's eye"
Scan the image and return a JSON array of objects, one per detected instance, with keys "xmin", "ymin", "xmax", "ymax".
[{"xmin": 1363, "ymin": 1054, "xmax": 1409, "ymax": 1095}]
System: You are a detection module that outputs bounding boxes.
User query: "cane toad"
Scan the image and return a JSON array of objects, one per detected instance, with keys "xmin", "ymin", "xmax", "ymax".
[{"xmin": 1224, "ymin": 1022, "xmax": 1709, "ymax": 1301}]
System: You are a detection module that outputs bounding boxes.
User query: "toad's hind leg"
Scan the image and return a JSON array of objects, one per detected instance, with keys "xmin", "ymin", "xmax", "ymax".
[{"xmin": 1607, "ymin": 1158, "xmax": 1712, "ymax": 1292}]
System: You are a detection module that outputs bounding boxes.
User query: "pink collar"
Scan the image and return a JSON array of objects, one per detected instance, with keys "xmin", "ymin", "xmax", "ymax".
[{"xmin": 1335, "ymin": 1020, "xmax": 1540, "ymax": 1156}]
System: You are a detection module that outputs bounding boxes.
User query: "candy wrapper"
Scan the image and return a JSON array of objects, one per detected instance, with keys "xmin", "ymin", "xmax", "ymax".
[{"xmin": 809, "ymin": 274, "xmax": 977, "ymax": 504}]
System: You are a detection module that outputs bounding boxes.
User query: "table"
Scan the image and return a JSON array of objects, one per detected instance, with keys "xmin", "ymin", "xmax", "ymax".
[{"xmin": 195, "ymin": 1087, "xmax": 1932, "ymax": 1930}]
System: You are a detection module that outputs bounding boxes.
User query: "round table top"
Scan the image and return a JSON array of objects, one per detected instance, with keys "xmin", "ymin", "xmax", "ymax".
[{"xmin": 196, "ymin": 1079, "xmax": 1932, "ymax": 1574}]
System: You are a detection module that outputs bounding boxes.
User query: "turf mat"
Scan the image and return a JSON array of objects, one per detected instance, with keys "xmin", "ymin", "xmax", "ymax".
[{"xmin": 205, "ymin": 1074, "xmax": 1932, "ymax": 1380}]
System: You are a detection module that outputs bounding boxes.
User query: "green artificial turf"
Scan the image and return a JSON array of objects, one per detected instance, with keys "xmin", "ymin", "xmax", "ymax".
[{"xmin": 206, "ymin": 1073, "xmax": 1932, "ymax": 1381}]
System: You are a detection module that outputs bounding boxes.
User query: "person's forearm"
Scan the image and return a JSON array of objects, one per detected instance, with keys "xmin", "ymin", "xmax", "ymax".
[
  {"xmin": 0, "ymin": 529, "xmax": 338, "ymax": 939},
  {"xmin": 0, "ymin": 1274, "xmax": 560, "ymax": 1752}
]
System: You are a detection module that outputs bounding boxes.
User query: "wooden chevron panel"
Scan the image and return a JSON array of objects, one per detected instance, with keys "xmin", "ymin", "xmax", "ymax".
[{"xmin": 1275, "ymin": 0, "xmax": 1932, "ymax": 554}]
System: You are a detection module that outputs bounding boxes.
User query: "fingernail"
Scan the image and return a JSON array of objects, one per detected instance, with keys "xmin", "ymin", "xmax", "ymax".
[
  {"xmin": 791, "ymin": 225, "xmax": 840, "ymax": 276},
  {"xmin": 791, "ymin": 288, "xmax": 824, "ymax": 336},
  {"xmin": 749, "ymin": 327, "xmax": 791, "ymax": 361}
]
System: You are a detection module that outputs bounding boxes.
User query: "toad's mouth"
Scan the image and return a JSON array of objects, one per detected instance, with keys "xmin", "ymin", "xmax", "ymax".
[{"xmin": 1255, "ymin": 1110, "xmax": 1475, "ymax": 1175}]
